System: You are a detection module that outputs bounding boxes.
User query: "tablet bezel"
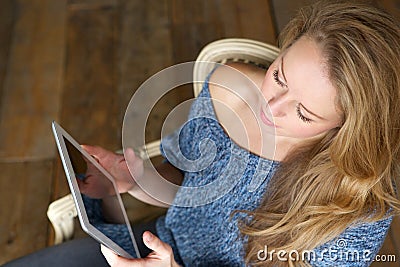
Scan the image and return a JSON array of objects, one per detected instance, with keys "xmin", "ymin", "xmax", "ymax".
[{"xmin": 52, "ymin": 121, "xmax": 141, "ymax": 259}]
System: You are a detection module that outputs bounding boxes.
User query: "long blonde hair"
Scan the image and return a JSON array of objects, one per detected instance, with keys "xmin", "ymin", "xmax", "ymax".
[{"xmin": 240, "ymin": 1, "xmax": 400, "ymax": 266}]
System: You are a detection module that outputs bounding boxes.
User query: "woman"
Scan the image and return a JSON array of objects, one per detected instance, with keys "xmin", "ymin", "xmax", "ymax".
[
  {"xmin": 104, "ymin": 1, "xmax": 400, "ymax": 266},
  {"xmin": 4, "ymin": 1, "xmax": 399, "ymax": 266}
]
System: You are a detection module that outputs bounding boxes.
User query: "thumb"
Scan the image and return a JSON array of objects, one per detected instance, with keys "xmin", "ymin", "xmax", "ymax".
[
  {"xmin": 143, "ymin": 231, "xmax": 172, "ymax": 257},
  {"xmin": 101, "ymin": 245, "xmax": 139, "ymax": 267},
  {"xmin": 101, "ymin": 245, "xmax": 118, "ymax": 266}
]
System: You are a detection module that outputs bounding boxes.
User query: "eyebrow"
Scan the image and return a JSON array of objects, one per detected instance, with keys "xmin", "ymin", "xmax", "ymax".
[
  {"xmin": 280, "ymin": 55, "xmax": 326, "ymax": 121},
  {"xmin": 280, "ymin": 56, "xmax": 288, "ymax": 84}
]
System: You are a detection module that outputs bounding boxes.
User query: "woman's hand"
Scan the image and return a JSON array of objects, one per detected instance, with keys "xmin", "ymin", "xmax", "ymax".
[
  {"xmin": 81, "ymin": 145, "xmax": 144, "ymax": 194},
  {"xmin": 101, "ymin": 231, "xmax": 181, "ymax": 267},
  {"xmin": 76, "ymin": 159, "xmax": 116, "ymax": 199}
]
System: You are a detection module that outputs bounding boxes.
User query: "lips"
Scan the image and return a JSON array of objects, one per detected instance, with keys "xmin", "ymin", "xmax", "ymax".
[{"xmin": 260, "ymin": 108, "xmax": 277, "ymax": 127}]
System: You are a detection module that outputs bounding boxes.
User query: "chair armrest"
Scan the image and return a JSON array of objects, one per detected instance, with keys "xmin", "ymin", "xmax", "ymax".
[{"xmin": 47, "ymin": 194, "xmax": 77, "ymax": 244}]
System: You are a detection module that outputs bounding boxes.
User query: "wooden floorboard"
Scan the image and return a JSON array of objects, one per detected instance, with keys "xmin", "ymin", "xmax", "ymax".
[
  {"xmin": 372, "ymin": 0, "xmax": 400, "ymax": 19},
  {"xmin": 168, "ymin": 0, "xmax": 277, "ymax": 62},
  {"xmin": 60, "ymin": 3, "xmax": 120, "ymax": 149},
  {"xmin": 118, "ymin": 0, "xmax": 176, "ymax": 144},
  {"xmin": 0, "ymin": 161, "xmax": 54, "ymax": 264},
  {"xmin": 231, "ymin": 0, "xmax": 277, "ymax": 44},
  {"xmin": 0, "ymin": 0, "xmax": 67, "ymax": 263},
  {"xmin": 68, "ymin": 0, "xmax": 118, "ymax": 10},
  {"xmin": 0, "ymin": 0, "xmax": 66, "ymax": 161},
  {"xmin": 50, "ymin": 2, "xmax": 122, "ymax": 242},
  {"xmin": 0, "ymin": 0, "xmax": 15, "ymax": 110},
  {"xmin": 272, "ymin": 0, "xmax": 400, "ymax": 34},
  {"xmin": 392, "ymin": 215, "xmax": 400, "ymax": 252}
]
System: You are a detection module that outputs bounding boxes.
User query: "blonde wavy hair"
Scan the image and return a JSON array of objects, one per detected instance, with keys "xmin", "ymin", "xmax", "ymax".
[{"xmin": 239, "ymin": 1, "xmax": 400, "ymax": 266}]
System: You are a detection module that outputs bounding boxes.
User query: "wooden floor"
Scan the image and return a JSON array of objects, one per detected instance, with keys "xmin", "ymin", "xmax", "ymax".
[{"xmin": 0, "ymin": 0, "xmax": 398, "ymax": 265}]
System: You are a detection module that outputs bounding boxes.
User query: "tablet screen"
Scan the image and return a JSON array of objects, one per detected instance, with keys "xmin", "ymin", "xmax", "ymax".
[{"xmin": 63, "ymin": 137, "xmax": 137, "ymax": 257}]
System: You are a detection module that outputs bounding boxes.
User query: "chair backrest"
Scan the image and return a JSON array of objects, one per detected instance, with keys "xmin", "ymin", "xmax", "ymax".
[
  {"xmin": 137, "ymin": 38, "xmax": 280, "ymax": 160},
  {"xmin": 193, "ymin": 38, "xmax": 280, "ymax": 96}
]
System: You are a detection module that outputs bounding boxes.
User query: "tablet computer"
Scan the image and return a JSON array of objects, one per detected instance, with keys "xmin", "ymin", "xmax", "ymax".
[{"xmin": 52, "ymin": 121, "xmax": 141, "ymax": 258}]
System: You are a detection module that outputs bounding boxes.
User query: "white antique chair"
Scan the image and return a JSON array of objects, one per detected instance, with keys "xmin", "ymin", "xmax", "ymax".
[{"xmin": 47, "ymin": 38, "xmax": 280, "ymax": 244}]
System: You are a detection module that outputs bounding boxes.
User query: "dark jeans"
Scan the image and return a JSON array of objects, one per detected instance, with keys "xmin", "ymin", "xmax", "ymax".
[{"xmin": 2, "ymin": 219, "xmax": 158, "ymax": 267}]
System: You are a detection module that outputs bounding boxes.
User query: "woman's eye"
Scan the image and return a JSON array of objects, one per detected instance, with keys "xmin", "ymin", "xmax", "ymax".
[
  {"xmin": 296, "ymin": 104, "xmax": 312, "ymax": 123},
  {"xmin": 273, "ymin": 70, "xmax": 286, "ymax": 88}
]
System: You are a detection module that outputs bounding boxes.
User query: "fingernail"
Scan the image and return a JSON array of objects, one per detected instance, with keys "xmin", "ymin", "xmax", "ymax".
[{"xmin": 144, "ymin": 231, "xmax": 153, "ymax": 243}]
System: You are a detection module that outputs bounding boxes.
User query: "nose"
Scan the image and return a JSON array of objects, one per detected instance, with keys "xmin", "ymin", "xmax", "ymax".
[{"xmin": 266, "ymin": 88, "xmax": 289, "ymax": 118}]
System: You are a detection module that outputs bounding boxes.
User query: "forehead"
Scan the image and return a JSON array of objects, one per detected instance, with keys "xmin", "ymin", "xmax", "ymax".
[{"xmin": 283, "ymin": 37, "xmax": 340, "ymax": 121}]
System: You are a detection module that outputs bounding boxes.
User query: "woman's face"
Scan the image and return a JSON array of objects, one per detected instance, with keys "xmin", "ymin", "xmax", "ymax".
[{"xmin": 260, "ymin": 36, "xmax": 343, "ymax": 142}]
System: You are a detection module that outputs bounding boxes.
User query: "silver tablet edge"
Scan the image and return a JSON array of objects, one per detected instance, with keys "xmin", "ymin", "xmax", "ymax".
[{"xmin": 51, "ymin": 121, "xmax": 141, "ymax": 259}]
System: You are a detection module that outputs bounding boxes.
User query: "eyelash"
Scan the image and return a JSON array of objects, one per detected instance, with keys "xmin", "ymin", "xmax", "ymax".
[
  {"xmin": 296, "ymin": 104, "xmax": 312, "ymax": 123},
  {"xmin": 272, "ymin": 70, "xmax": 286, "ymax": 87}
]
